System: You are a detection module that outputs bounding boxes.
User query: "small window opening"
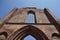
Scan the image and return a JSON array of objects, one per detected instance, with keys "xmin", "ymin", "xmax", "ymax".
[{"xmin": 25, "ymin": 11, "xmax": 36, "ymax": 23}]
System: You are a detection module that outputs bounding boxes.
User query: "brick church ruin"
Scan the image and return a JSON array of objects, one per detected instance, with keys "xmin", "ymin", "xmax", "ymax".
[{"xmin": 0, "ymin": 7, "xmax": 60, "ymax": 40}]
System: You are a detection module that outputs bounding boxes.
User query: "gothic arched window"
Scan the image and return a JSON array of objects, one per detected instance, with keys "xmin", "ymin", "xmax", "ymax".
[
  {"xmin": 24, "ymin": 35, "xmax": 36, "ymax": 40},
  {"xmin": 8, "ymin": 25, "xmax": 49, "ymax": 40},
  {"xmin": 25, "ymin": 11, "xmax": 36, "ymax": 23}
]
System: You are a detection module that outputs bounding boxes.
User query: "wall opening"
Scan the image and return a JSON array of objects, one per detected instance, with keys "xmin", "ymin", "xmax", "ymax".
[
  {"xmin": 25, "ymin": 11, "xmax": 36, "ymax": 23},
  {"xmin": 8, "ymin": 25, "xmax": 49, "ymax": 40},
  {"xmin": 24, "ymin": 35, "xmax": 36, "ymax": 40}
]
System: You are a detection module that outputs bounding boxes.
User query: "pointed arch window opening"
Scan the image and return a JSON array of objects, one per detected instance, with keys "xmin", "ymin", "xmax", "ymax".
[
  {"xmin": 8, "ymin": 25, "xmax": 49, "ymax": 40},
  {"xmin": 23, "ymin": 35, "xmax": 36, "ymax": 40},
  {"xmin": 25, "ymin": 11, "xmax": 36, "ymax": 23}
]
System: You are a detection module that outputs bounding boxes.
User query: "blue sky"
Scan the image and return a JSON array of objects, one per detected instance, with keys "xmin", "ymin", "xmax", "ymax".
[
  {"xmin": 0, "ymin": 0, "xmax": 60, "ymax": 40},
  {"xmin": 24, "ymin": 35, "xmax": 36, "ymax": 40},
  {"xmin": 0, "ymin": 0, "xmax": 60, "ymax": 19}
]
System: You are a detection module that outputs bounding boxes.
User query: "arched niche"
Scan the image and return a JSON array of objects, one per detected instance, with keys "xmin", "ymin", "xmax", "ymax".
[{"xmin": 7, "ymin": 25, "xmax": 49, "ymax": 40}]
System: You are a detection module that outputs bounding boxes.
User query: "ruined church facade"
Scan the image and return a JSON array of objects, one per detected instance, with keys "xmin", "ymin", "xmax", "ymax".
[{"xmin": 0, "ymin": 7, "xmax": 60, "ymax": 40}]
